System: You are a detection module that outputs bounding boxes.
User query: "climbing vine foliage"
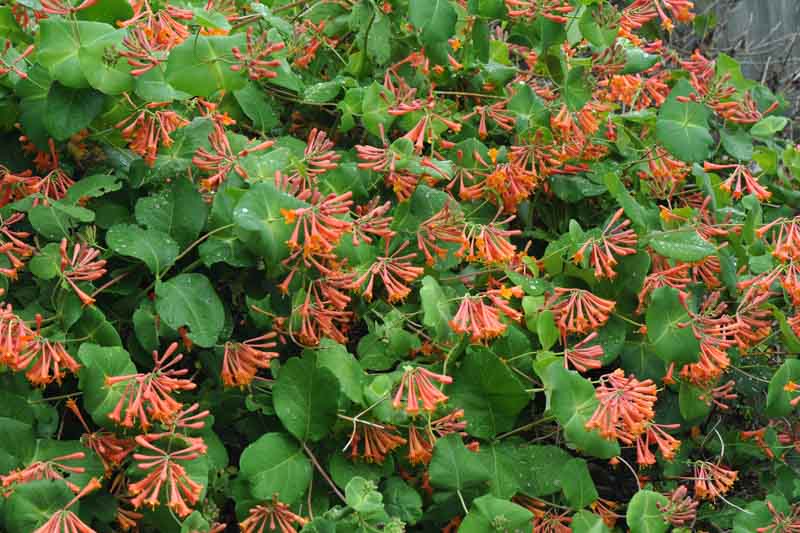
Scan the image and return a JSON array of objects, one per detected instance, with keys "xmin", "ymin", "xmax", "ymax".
[{"xmin": 0, "ymin": 0, "xmax": 798, "ymax": 531}]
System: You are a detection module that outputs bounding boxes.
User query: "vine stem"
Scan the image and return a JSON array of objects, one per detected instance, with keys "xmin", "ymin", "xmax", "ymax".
[{"xmin": 303, "ymin": 442, "xmax": 346, "ymax": 503}]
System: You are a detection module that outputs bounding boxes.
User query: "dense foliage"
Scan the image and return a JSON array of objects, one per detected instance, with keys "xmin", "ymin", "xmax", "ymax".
[{"xmin": 0, "ymin": 0, "xmax": 798, "ymax": 531}]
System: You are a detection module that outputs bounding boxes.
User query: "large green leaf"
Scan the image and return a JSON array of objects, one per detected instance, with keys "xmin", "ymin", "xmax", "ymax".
[
  {"xmin": 382, "ymin": 477, "xmax": 423, "ymax": 525},
  {"xmin": 155, "ymin": 274, "xmax": 224, "ymax": 348},
  {"xmin": 409, "ymin": 0, "xmax": 457, "ymax": 46},
  {"xmin": 233, "ymin": 181, "xmax": 308, "ymax": 267},
  {"xmin": 78, "ymin": 27, "xmax": 134, "ymax": 94},
  {"xmin": 561, "ymin": 458, "xmax": 598, "ymax": 509},
  {"xmin": 77, "ymin": 343, "xmax": 137, "ymax": 427},
  {"xmin": 648, "ymin": 230, "xmax": 715, "ymax": 262},
  {"xmin": 513, "ymin": 444, "xmax": 571, "ymax": 497},
  {"xmin": 646, "ymin": 287, "xmax": 701, "ymax": 366},
  {"xmin": 478, "ymin": 442, "xmax": 521, "ymax": 499},
  {"xmin": 106, "ymin": 224, "xmax": 180, "ymax": 275},
  {"xmin": 626, "ymin": 490, "xmax": 669, "ymax": 533},
  {"xmin": 656, "ymin": 79, "xmax": 714, "ymax": 162},
  {"xmin": 310, "ymin": 340, "xmax": 365, "ymax": 404},
  {"xmin": 450, "ymin": 348, "xmax": 529, "ymax": 438},
  {"xmin": 165, "ymin": 34, "xmax": 247, "ymax": 97},
  {"xmin": 239, "ymin": 433, "xmax": 312, "ymax": 505},
  {"xmin": 420, "ymin": 276, "xmax": 453, "ymax": 342},
  {"xmin": 3, "ymin": 480, "xmax": 74, "ymax": 533},
  {"xmin": 44, "ymin": 83, "xmax": 105, "ymax": 141},
  {"xmin": 460, "ymin": 494, "xmax": 533, "ymax": 533},
  {"xmin": 766, "ymin": 359, "xmax": 800, "ymax": 417},
  {"xmin": 428, "ymin": 434, "xmax": 490, "ymax": 491},
  {"xmin": 547, "ymin": 364, "xmax": 620, "ymax": 458},
  {"xmin": 135, "ymin": 178, "xmax": 209, "ymax": 249},
  {"xmin": 273, "ymin": 356, "xmax": 340, "ymax": 442}
]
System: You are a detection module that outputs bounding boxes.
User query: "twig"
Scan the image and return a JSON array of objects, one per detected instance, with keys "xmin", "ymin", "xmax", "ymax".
[{"xmin": 303, "ymin": 443, "xmax": 346, "ymax": 503}]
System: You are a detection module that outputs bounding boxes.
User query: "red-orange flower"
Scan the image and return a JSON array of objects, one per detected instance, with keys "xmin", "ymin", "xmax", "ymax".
[
  {"xmin": 128, "ymin": 435, "xmax": 206, "ymax": 517},
  {"xmin": 192, "ymin": 122, "xmax": 274, "ymax": 190},
  {"xmin": 392, "ymin": 366, "xmax": 453, "ymax": 416},
  {"xmin": 240, "ymin": 496, "xmax": 308, "ymax": 533},
  {"xmin": 585, "ymin": 369, "xmax": 658, "ymax": 440},
  {"xmin": 116, "ymin": 103, "xmax": 189, "ymax": 167},
  {"xmin": 458, "ymin": 215, "xmax": 520, "ymax": 264},
  {"xmin": 231, "ymin": 27, "xmax": 285, "ymax": 80},
  {"xmin": 105, "ymin": 342, "xmax": 196, "ymax": 430},
  {"xmin": 33, "ymin": 478, "xmax": 102, "ymax": 533},
  {"xmin": 573, "ymin": 208, "xmax": 638, "ymax": 279},
  {"xmin": 347, "ymin": 422, "xmax": 407, "ymax": 464},
  {"xmin": 221, "ymin": 332, "xmax": 279, "ymax": 388},
  {"xmin": 351, "ymin": 241, "xmax": 423, "ymax": 303},
  {"xmin": 692, "ymin": 461, "xmax": 737, "ymax": 500},
  {"xmin": 546, "ymin": 288, "xmax": 616, "ymax": 336},
  {"xmin": 0, "ymin": 212, "xmax": 34, "ymax": 279},
  {"xmin": 704, "ymin": 161, "xmax": 771, "ymax": 201},
  {"xmin": 450, "ymin": 286, "xmax": 523, "ymax": 342},
  {"xmin": 65, "ymin": 399, "xmax": 135, "ymax": 474},
  {"xmin": 564, "ymin": 332, "xmax": 604, "ymax": 373},
  {"xmin": 657, "ymin": 486, "xmax": 698, "ymax": 527},
  {"xmin": 15, "ymin": 315, "xmax": 80, "ymax": 387},
  {"xmin": 1, "ymin": 451, "xmax": 87, "ymax": 494},
  {"xmin": 59, "ymin": 238, "xmax": 106, "ymax": 306}
]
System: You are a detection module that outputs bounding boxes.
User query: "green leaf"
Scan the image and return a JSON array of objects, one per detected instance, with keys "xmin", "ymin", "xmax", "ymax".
[
  {"xmin": 428, "ymin": 434, "xmax": 490, "ymax": 491},
  {"xmin": 460, "ymin": 494, "xmax": 533, "ymax": 533},
  {"xmin": 450, "ymin": 348, "xmax": 529, "ymax": 438},
  {"xmin": 513, "ymin": 444, "xmax": 571, "ymax": 497},
  {"xmin": 603, "ymin": 172, "xmax": 651, "ymax": 230},
  {"xmin": 71, "ymin": 307, "xmax": 122, "ymax": 347},
  {"xmin": 648, "ymin": 230, "xmax": 715, "ymax": 262},
  {"xmin": 312, "ymin": 340, "xmax": 365, "ymax": 404},
  {"xmin": 646, "ymin": 287, "xmax": 701, "ymax": 366},
  {"xmin": 37, "ymin": 19, "xmax": 107, "ymax": 88},
  {"xmin": 65, "ymin": 175, "xmax": 122, "ymax": 203},
  {"xmin": 750, "ymin": 116, "xmax": 788, "ymax": 138},
  {"xmin": 234, "ymin": 83, "xmax": 279, "ymax": 131},
  {"xmin": 4, "ymin": 480, "xmax": 74, "ymax": 533},
  {"xmin": 420, "ymin": 276, "xmax": 453, "ymax": 341},
  {"xmin": 679, "ymin": 382, "xmax": 711, "ymax": 422},
  {"xmin": 367, "ymin": 13, "xmax": 392, "ymax": 65},
  {"xmin": 135, "ymin": 178, "xmax": 209, "ymax": 249},
  {"xmin": 304, "ymin": 80, "xmax": 343, "ymax": 104},
  {"xmin": 239, "ymin": 432, "xmax": 312, "ymax": 505},
  {"xmin": 78, "ymin": 27, "xmax": 134, "ymax": 94},
  {"xmin": 561, "ymin": 458, "xmax": 598, "ymax": 509},
  {"xmin": 409, "ymin": 0, "xmax": 457, "ymax": 46},
  {"xmin": 155, "ymin": 273, "xmax": 224, "ymax": 348},
  {"xmin": 77, "ymin": 343, "xmax": 137, "ymax": 427},
  {"xmin": 360, "ymin": 82, "xmax": 395, "ymax": 137},
  {"xmin": 273, "ymin": 356, "xmax": 340, "ymax": 442},
  {"xmin": 571, "ymin": 510, "xmax": 612, "ymax": 533},
  {"xmin": 720, "ymin": 128, "xmax": 753, "ymax": 161},
  {"xmin": 626, "ymin": 490, "xmax": 669, "ymax": 533},
  {"xmin": 165, "ymin": 34, "xmax": 247, "ymax": 97},
  {"xmin": 106, "ymin": 224, "xmax": 180, "ymax": 274},
  {"xmin": 766, "ymin": 359, "xmax": 800, "ymax": 417},
  {"xmin": 537, "ymin": 310, "xmax": 559, "ymax": 351},
  {"xmin": 382, "ymin": 478, "xmax": 423, "ymax": 525},
  {"xmin": 44, "ymin": 83, "xmax": 104, "ymax": 141},
  {"xmin": 547, "ymin": 364, "xmax": 620, "ymax": 458},
  {"xmin": 28, "ymin": 243, "xmax": 61, "ymax": 280},
  {"xmin": 76, "ymin": 0, "xmax": 133, "ymax": 24},
  {"xmin": 656, "ymin": 79, "xmax": 714, "ymax": 163},
  {"xmin": 479, "ymin": 442, "xmax": 521, "ymax": 499},
  {"xmin": 345, "ymin": 477, "xmax": 387, "ymax": 520},
  {"xmin": 233, "ymin": 182, "xmax": 308, "ymax": 267}
]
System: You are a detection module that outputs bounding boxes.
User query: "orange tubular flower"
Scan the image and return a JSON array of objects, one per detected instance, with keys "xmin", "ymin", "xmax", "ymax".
[
  {"xmin": 0, "ymin": 40, "xmax": 34, "ymax": 79},
  {"xmin": 221, "ymin": 333, "xmax": 279, "ymax": 388},
  {"xmin": 231, "ymin": 27, "xmax": 285, "ymax": 80},
  {"xmin": 283, "ymin": 190, "xmax": 353, "ymax": 258},
  {"xmin": 515, "ymin": 495, "xmax": 573, "ymax": 533},
  {"xmin": 105, "ymin": 342, "xmax": 196, "ymax": 430},
  {"xmin": 657, "ymin": 486, "xmax": 698, "ymax": 527},
  {"xmin": 416, "ymin": 203, "xmax": 466, "ymax": 266},
  {"xmin": 504, "ymin": 0, "xmax": 573, "ymax": 23},
  {"xmin": 628, "ymin": 422, "xmax": 682, "ymax": 465},
  {"xmin": 692, "ymin": 461, "xmax": 737, "ymax": 501},
  {"xmin": 116, "ymin": 103, "xmax": 189, "ymax": 167},
  {"xmin": 351, "ymin": 241, "xmax": 423, "ymax": 303},
  {"xmin": 564, "ymin": 332, "xmax": 604, "ymax": 373},
  {"xmin": 293, "ymin": 282, "xmax": 353, "ymax": 346},
  {"xmin": 1, "ymin": 452, "xmax": 87, "ymax": 494},
  {"xmin": 240, "ymin": 496, "xmax": 308, "ymax": 533},
  {"xmin": 193, "ymin": 122, "xmax": 274, "ymax": 190},
  {"xmin": 407, "ymin": 425, "xmax": 434, "ymax": 465},
  {"xmin": 348, "ymin": 422, "xmax": 407, "ymax": 464},
  {"xmin": 33, "ymin": 478, "xmax": 102, "ymax": 533},
  {"xmin": 65, "ymin": 399, "xmax": 135, "ymax": 474},
  {"xmin": 637, "ymin": 263, "xmax": 692, "ymax": 314},
  {"xmin": 585, "ymin": 369, "xmax": 658, "ymax": 440},
  {"xmin": 40, "ymin": 0, "xmax": 97, "ymax": 15},
  {"xmin": 545, "ymin": 288, "xmax": 616, "ymax": 336},
  {"xmin": 0, "ymin": 212, "xmax": 34, "ymax": 279},
  {"xmin": 450, "ymin": 286, "xmax": 524, "ymax": 343},
  {"xmin": 392, "ymin": 366, "xmax": 453, "ymax": 416},
  {"xmin": 573, "ymin": 208, "xmax": 638, "ymax": 279},
  {"xmin": 281, "ymin": 128, "xmax": 340, "ymax": 193},
  {"xmin": 351, "ymin": 199, "xmax": 395, "ymax": 246},
  {"xmin": 704, "ymin": 161, "xmax": 771, "ymax": 201},
  {"xmin": 59, "ymin": 238, "xmax": 106, "ymax": 306},
  {"xmin": 459, "ymin": 215, "xmax": 521, "ymax": 264},
  {"xmin": 128, "ymin": 435, "xmax": 206, "ymax": 517},
  {"xmin": 15, "ymin": 315, "xmax": 80, "ymax": 387},
  {"xmin": 0, "ymin": 303, "xmax": 32, "ymax": 367}
]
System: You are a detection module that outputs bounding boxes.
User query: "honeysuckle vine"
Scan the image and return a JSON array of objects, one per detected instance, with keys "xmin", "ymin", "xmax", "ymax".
[{"xmin": 0, "ymin": 0, "xmax": 797, "ymax": 532}]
